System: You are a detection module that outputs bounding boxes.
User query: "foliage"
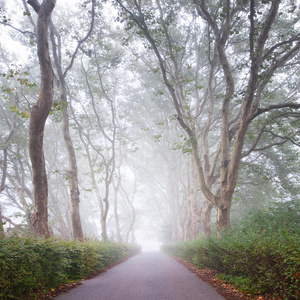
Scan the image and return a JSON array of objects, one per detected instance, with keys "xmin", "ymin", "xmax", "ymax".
[
  {"xmin": 162, "ymin": 201, "xmax": 300, "ymax": 299},
  {"xmin": 0, "ymin": 237, "xmax": 140, "ymax": 299}
]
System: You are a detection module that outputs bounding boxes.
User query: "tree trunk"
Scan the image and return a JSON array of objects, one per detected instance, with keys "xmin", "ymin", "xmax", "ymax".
[
  {"xmin": 113, "ymin": 176, "xmax": 123, "ymax": 243},
  {"xmin": 48, "ymin": 5, "xmax": 95, "ymax": 241},
  {"xmin": 125, "ymin": 199, "xmax": 136, "ymax": 243},
  {"xmin": 61, "ymin": 103, "xmax": 83, "ymax": 240},
  {"xmin": 49, "ymin": 191, "xmax": 70, "ymax": 239},
  {"xmin": 28, "ymin": 0, "xmax": 56, "ymax": 238},
  {"xmin": 189, "ymin": 159, "xmax": 201, "ymax": 238},
  {"xmin": 201, "ymin": 199, "xmax": 213, "ymax": 236},
  {"xmin": 0, "ymin": 206, "xmax": 4, "ymax": 237}
]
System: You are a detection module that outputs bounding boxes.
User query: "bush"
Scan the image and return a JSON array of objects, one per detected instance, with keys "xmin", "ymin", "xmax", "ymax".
[
  {"xmin": 163, "ymin": 201, "xmax": 300, "ymax": 299},
  {"xmin": 0, "ymin": 237, "xmax": 140, "ymax": 299}
]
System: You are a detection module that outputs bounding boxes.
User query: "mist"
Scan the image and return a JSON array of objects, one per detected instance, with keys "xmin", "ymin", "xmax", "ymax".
[{"xmin": 0, "ymin": 0, "xmax": 299, "ymax": 248}]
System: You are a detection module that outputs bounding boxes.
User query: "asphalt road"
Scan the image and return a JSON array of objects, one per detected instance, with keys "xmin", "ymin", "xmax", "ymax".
[{"xmin": 54, "ymin": 251, "xmax": 225, "ymax": 300}]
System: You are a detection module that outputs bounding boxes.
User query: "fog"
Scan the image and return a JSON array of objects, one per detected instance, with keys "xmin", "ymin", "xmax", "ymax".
[{"xmin": 0, "ymin": 0, "xmax": 299, "ymax": 244}]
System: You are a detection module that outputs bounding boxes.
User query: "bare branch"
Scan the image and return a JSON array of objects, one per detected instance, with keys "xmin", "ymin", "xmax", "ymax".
[
  {"xmin": 22, "ymin": 0, "xmax": 37, "ymax": 32},
  {"xmin": 0, "ymin": 22, "xmax": 35, "ymax": 35},
  {"xmin": 242, "ymin": 124, "xmax": 268, "ymax": 158},
  {"xmin": 262, "ymin": 34, "xmax": 300, "ymax": 63},
  {"xmin": 63, "ymin": 0, "xmax": 95, "ymax": 78},
  {"xmin": 249, "ymin": 130, "xmax": 300, "ymax": 152}
]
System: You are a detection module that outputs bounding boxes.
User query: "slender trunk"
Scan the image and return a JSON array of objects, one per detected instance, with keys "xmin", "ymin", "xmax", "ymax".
[
  {"xmin": 61, "ymin": 104, "xmax": 83, "ymax": 240},
  {"xmin": 28, "ymin": 0, "xmax": 56, "ymax": 238},
  {"xmin": 172, "ymin": 188, "xmax": 184, "ymax": 242},
  {"xmin": 184, "ymin": 197, "xmax": 192, "ymax": 241},
  {"xmin": 114, "ymin": 197, "xmax": 122, "ymax": 242},
  {"xmin": 125, "ymin": 199, "xmax": 136, "ymax": 243},
  {"xmin": 113, "ymin": 177, "xmax": 123, "ymax": 243},
  {"xmin": 81, "ymin": 139, "xmax": 108, "ymax": 240},
  {"xmin": 189, "ymin": 159, "xmax": 201, "ymax": 238},
  {"xmin": 49, "ymin": 1, "xmax": 95, "ymax": 240},
  {"xmin": 49, "ymin": 191, "xmax": 70, "ymax": 239},
  {"xmin": 101, "ymin": 210, "xmax": 108, "ymax": 241}
]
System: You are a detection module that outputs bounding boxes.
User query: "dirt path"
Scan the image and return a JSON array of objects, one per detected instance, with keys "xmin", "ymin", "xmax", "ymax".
[{"xmin": 54, "ymin": 252, "xmax": 225, "ymax": 300}]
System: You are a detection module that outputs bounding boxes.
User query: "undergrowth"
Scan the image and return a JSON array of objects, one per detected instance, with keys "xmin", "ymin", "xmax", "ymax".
[
  {"xmin": 0, "ymin": 237, "xmax": 140, "ymax": 299},
  {"xmin": 162, "ymin": 200, "xmax": 300, "ymax": 299}
]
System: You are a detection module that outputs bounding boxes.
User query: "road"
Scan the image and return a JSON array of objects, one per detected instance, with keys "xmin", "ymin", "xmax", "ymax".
[{"xmin": 54, "ymin": 251, "xmax": 225, "ymax": 300}]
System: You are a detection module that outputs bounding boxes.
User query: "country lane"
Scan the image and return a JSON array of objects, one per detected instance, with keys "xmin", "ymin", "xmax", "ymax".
[{"xmin": 54, "ymin": 251, "xmax": 225, "ymax": 300}]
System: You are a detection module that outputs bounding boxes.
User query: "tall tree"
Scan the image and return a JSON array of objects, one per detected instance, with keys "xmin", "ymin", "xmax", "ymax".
[
  {"xmin": 46, "ymin": 0, "xmax": 95, "ymax": 239},
  {"xmin": 193, "ymin": 0, "xmax": 300, "ymax": 231},
  {"xmin": 71, "ymin": 45, "xmax": 118, "ymax": 240},
  {"xmin": 115, "ymin": 0, "xmax": 300, "ymax": 234},
  {"xmin": 27, "ymin": 0, "xmax": 56, "ymax": 238}
]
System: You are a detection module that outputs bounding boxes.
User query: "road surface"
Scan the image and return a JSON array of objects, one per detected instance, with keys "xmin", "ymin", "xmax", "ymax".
[{"xmin": 54, "ymin": 251, "xmax": 225, "ymax": 300}]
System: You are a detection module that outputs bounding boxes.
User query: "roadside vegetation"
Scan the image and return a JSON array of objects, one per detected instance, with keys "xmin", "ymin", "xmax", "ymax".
[
  {"xmin": 162, "ymin": 201, "xmax": 300, "ymax": 300},
  {"xmin": 0, "ymin": 237, "xmax": 140, "ymax": 299}
]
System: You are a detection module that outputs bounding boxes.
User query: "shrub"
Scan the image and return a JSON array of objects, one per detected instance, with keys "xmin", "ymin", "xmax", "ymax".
[
  {"xmin": 163, "ymin": 201, "xmax": 300, "ymax": 299},
  {"xmin": 0, "ymin": 237, "xmax": 140, "ymax": 299}
]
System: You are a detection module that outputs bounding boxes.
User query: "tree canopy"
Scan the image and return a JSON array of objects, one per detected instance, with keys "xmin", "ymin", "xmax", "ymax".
[{"xmin": 0, "ymin": 0, "xmax": 299, "ymax": 243}]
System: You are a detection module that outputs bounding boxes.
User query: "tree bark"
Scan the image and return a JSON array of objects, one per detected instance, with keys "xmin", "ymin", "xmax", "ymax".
[{"xmin": 28, "ymin": 0, "xmax": 56, "ymax": 238}]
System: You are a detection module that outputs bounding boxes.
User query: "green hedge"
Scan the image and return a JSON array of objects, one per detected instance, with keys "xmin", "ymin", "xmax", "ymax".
[
  {"xmin": 163, "ymin": 202, "xmax": 300, "ymax": 299},
  {"xmin": 0, "ymin": 237, "xmax": 140, "ymax": 299}
]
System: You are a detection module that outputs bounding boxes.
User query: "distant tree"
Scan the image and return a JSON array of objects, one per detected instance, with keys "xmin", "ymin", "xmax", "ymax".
[{"xmin": 71, "ymin": 40, "xmax": 119, "ymax": 240}]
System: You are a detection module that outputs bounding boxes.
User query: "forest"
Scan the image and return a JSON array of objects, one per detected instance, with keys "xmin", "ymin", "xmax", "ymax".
[
  {"xmin": 1, "ymin": 0, "xmax": 300, "ymax": 242},
  {"xmin": 1, "ymin": 0, "xmax": 300, "ymax": 245},
  {"xmin": 0, "ymin": 0, "xmax": 299, "ymax": 297}
]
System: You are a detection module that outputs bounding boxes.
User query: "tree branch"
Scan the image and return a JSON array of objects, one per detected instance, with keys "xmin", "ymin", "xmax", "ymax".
[
  {"xmin": 0, "ymin": 22, "xmax": 35, "ymax": 35},
  {"xmin": 27, "ymin": 0, "xmax": 40, "ymax": 13},
  {"xmin": 63, "ymin": 0, "xmax": 95, "ymax": 78},
  {"xmin": 248, "ymin": 130, "xmax": 300, "ymax": 152},
  {"xmin": 251, "ymin": 102, "xmax": 300, "ymax": 120}
]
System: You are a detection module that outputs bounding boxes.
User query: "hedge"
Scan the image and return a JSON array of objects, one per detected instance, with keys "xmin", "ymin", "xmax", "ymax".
[
  {"xmin": 163, "ymin": 202, "xmax": 300, "ymax": 299},
  {"xmin": 0, "ymin": 237, "xmax": 140, "ymax": 299}
]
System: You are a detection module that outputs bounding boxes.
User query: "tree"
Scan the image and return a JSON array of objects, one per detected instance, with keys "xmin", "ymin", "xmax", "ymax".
[
  {"xmin": 71, "ymin": 43, "xmax": 119, "ymax": 240},
  {"xmin": 27, "ymin": 0, "xmax": 56, "ymax": 238},
  {"xmin": 193, "ymin": 0, "xmax": 300, "ymax": 232},
  {"xmin": 46, "ymin": 0, "xmax": 95, "ymax": 240},
  {"xmin": 115, "ymin": 0, "xmax": 300, "ymax": 234}
]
